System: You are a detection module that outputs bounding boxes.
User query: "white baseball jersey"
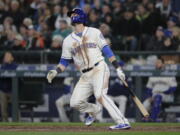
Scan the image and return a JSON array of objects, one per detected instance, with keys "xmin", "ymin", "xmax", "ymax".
[
  {"xmin": 61, "ymin": 26, "xmax": 107, "ymax": 70},
  {"xmin": 146, "ymin": 77, "xmax": 177, "ymax": 94}
]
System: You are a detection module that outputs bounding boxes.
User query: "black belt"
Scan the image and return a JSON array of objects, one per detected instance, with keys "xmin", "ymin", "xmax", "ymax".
[{"xmin": 82, "ymin": 62, "xmax": 99, "ymax": 73}]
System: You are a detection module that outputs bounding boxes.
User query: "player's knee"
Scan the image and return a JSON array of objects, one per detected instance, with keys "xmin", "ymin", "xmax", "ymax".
[
  {"xmin": 143, "ymin": 98, "xmax": 151, "ymax": 111},
  {"xmin": 119, "ymin": 96, "xmax": 127, "ymax": 102},
  {"xmin": 97, "ymin": 96, "xmax": 103, "ymax": 105},
  {"xmin": 70, "ymin": 99, "xmax": 80, "ymax": 109},
  {"xmin": 153, "ymin": 94, "xmax": 162, "ymax": 107}
]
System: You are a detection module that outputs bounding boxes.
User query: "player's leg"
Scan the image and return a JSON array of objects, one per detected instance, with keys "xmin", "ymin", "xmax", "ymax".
[
  {"xmin": 55, "ymin": 94, "xmax": 71, "ymax": 122},
  {"xmin": 143, "ymin": 98, "xmax": 152, "ymax": 112},
  {"xmin": 113, "ymin": 95, "xmax": 128, "ymax": 116},
  {"xmin": 0, "ymin": 91, "xmax": 9, "ymax": 122},
  {"xmin": 151, "ymin": 94, "xmax": 162, "ymax": 121},
  {"xmin": 92, "ymin": 61, "xmax": 130, "ymax": 129},
  {"xmin": 95, "ymin": 101, "xmax": 104, "ymax": 122},
  {"xmin": 70, "ymin": 76, "xmax": 100, "ymax": 116}
]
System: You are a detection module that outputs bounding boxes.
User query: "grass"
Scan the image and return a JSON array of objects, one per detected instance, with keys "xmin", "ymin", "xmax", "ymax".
[{"xmin": 0, "ymin": 122, "xmax": 179, "ymax": 135}]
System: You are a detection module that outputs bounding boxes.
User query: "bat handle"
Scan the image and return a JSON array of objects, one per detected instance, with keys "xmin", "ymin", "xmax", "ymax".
[{"xmin": 121, "ymin": 79, "xmax": 129, "ymax": 88}]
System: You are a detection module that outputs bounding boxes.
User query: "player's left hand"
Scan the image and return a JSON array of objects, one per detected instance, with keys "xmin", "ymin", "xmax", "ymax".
[
  {"xmin": 47, "ymin": 70, "xmax": 58, "ymax": 83},
  {"xmin": 116, "ymin": 67, "xmax": 125, "ymax": 81}
]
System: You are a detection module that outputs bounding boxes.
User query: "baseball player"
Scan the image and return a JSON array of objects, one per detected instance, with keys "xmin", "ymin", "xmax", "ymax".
[
  {"xmin": 55, "ymin": 77, "xmax": 73, "ymax": 122},
  {"xmin": 47, "ymin": 8, "xmax": 130, "ymax": 129},
  {"xmin": 143, "ymin": 59, "xmax": 177, "ymax": 121}
]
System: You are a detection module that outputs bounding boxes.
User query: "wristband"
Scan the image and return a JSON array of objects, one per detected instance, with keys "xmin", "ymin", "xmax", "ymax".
[
  {"xmin": 112, "ymin": 60, "xmax": 119, "ymax": 69},
  {"xmin": 56, "ymin": 67, "xmax": 62, "ymax": 73}
]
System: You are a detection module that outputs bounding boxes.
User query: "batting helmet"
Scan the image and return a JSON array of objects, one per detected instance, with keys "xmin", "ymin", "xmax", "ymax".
[{"xmin": 67, "ymin": 8, "xmax": 87, "ymax": 24}]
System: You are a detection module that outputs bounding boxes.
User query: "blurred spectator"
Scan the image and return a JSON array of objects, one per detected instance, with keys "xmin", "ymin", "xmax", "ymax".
[
  {"xmin": 102, "ymin": 13, "xmax": 114, "ymax": 29},
  {"xmin": 11, "ymin": 34, "xmax": 25, "ymax": 50},
  {"xmin": 0, "ymin": 0, "xmax": 179, "ymax": 52},
  {"xmin": 38, "ymin": 21, "xmax": 52, "ymax": 48},
  {"xmin": 171, "ymin": 26, "xmax": 180, "ymax": 50},
  {"xmin": 136, "ymin": 4, "xmax": 161, "ymax": 35},
  {"xmin": 143, "ymin": 59, "xmax": 177, "ymax": 122},
  {"xmin": 7, "ymin": 0, "xmax": 24, "ymax": 27},
  {"xmin": 136, "ymin": 4, "xmax": 166, "ymax": 50},
  {"xmin": 19, "ymin": 25, "xmax": 28, "ymax": 41},
  {"xmin": 92, "ymin": 0, "xmax": 101, "ymax": 12},
  {"xmin": 124, "ymin": 0, "xmax": 138, "ymax": 11},
  {"xmin": 88, "ymin": 10, "xmax": 100, "ymax": 28},
  {"xmin": 156, "ymin": 0, "xmax": 172, "ymax": 18},
  {"xmin": 142, "ymin": 0, "xmax": 149, "ymax": 8},
  {"xmin": 55, "ymin": 5, "xmax": 71, "ymax": 30},
  {"xmin": 26, "ymin": 25, "xmax": 45, "ymax": 50},
  {"xmin": 112, "ymin": 0, "xmax": 124, "ymax": 18},
  {"xmin": 1, "ymin": 17, "xmax": 17, "ymax": 33},
  {"xmin": 101, "ymin": 4, "xmax": 111, "ymax": 19},
  {"xmin": 167, "ymin": 16, "xmax": 178, "ymax": 30},
  {"xmin": 99, "ymin": 23, "xmax": 112, "ymax": 45},
  {"xmin": 161, "ymin": 29, "xmax": 178, "ymax": 51},
  {"xmin": 51, "ymin": 35, "xmax": 63, "ymax": 50},
  {"xmin": 52, "ymin": 20, "xmax": 72, "ymax": 39},
  {"xmin": 146, "ymin": 26, "xmax": 165, "ymax": 51},
  {"xmin": 0, "ymin": 30, "xmax": 15, "ymax": 50},
  {"xmin": 0, "ymin": 1, "xmax": 8, "ymax": 24},
  {"xmin": 23, "ymin": 18, "xmax": 33, "ymax": 28},
  {"xmin": 47, "ymin": 4, "xmax": 61, "ymax": 31},
  {"xmin": 83, "ymin": 4, "xmax": 91, "ymax": 15},
  {"xmin": 116, "ymin": 9, "xmax": 139, "ymax": 50},
  {"xmin": 0, "ymin": 52, "xmax": 18, "ymax": 121}
]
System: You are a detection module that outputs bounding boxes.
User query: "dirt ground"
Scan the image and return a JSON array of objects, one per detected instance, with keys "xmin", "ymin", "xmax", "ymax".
[{"xmin": 0, "ymin": 125, "xmax": 179, "ymax": 132}]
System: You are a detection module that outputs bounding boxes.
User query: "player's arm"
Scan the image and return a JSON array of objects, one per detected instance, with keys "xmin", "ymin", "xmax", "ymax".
[
  {"xmin": 47, "ymin": 58, "xmax": 71, "ymax": 83},
  {"xmin": 164, "ymin": 78, "xmax": 177, "ymax": 94},
  {"xmin": 102, "ymin": 45, "xmax": 125, "ymax": 81},
  {"xmin": 47, "ymin": 38, "xmax": 72, "ymax": 83}
]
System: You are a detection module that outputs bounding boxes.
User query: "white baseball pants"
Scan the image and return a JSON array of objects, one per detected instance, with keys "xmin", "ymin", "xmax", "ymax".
[
  {"xmin": 70, "ymin": 61, "xmax": 129, "ymax": 124},
  {"xmin": 56, "ymin": 94, "xmax": 71, "ymax": 122}
]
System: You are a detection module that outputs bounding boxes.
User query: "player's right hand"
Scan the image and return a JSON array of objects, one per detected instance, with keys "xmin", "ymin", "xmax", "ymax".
[
  {"xmin": 116, "ymin": 67, "xmax": 126, "ymax": 81},
  {"xmin": 47, "ymin": 70, "xmax": 58, "ymax": 83}
]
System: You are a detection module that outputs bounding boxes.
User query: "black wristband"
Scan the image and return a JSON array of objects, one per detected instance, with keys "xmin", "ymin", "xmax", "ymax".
[
  {"xmin": 112, "ymin": 60, "xmax": 119, "ymax": 69},
  {"xmin": 56, "ymin": 67, "xmax": 62, "ymax": 73}
]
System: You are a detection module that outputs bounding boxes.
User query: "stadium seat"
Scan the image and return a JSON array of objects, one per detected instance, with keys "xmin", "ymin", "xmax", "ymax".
[{"xmin": 19, "ymin": 81, "xmax": 44, "ymax": 122}]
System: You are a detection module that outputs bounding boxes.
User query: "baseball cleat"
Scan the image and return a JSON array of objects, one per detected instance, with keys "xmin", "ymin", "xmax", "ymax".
[
  {"xmin": 85, "ymin": 115, "xmax": 95, "ymax": 126},
  {"xmin": 109, "ymin": 124, "xmax": 131, "ymax": 130}
]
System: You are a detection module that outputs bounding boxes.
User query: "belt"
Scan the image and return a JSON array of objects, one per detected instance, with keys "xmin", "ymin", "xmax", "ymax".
[{"xmin": 82, "ymin": 62, "xmax": 99, "ymax": 73}]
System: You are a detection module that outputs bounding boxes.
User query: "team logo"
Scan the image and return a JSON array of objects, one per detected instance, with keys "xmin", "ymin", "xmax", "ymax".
[{"xmin": 71, "ymin": 43, "xmax": 97, "ymax": 55}]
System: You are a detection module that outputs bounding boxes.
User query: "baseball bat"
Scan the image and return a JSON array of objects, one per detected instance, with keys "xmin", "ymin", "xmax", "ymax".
[{"xmin": 121, "ymin": 79, "xmax": 150, "ymax": 118}]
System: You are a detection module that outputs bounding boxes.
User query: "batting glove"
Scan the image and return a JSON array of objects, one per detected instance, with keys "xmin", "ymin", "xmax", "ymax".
[
  {"xmin": 116, "ymin": 67, "xmax": 125, "ymax": 81},
  {"xmin": 47, "ymin": 70, "xmax": 58, "ymax": 83}
]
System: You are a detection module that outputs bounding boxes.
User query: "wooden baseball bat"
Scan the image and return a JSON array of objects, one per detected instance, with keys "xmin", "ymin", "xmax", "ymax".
[{"xmin": 121, "ymin": 79, "xmax": 150, "ymax": 118}]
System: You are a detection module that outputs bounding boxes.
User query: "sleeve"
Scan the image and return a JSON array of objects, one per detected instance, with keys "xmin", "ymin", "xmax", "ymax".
[
  {"xmin": 169, "ymin": 77, "xmax": 177, "ymax": 87},
  {"xmin": 61, "ymin": 39, "xmax": 72, "ymax": 59},
  {"xmin": 146, "ymin": 78, "xmax": 153, "ymax": 89},
  {"xmin": 96, "ymin": 29, "xmax": 107, "ymax": 49},
  {"xmin": 102, "ymin": 45, "xmax": 115, "ymax": 58},
  {"xmin": 163, "ymin": 78, "xmax": 177, "ymax": 94},
  {"xmin": 59, "ymin": 58, "xmax": 70, "ymax": 67}
]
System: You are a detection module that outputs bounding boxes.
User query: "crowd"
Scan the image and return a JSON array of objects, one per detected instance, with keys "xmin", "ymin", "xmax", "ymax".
[{"xmin": 0, "ymin": 0, "xmax": 180, "ymax": 51}]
